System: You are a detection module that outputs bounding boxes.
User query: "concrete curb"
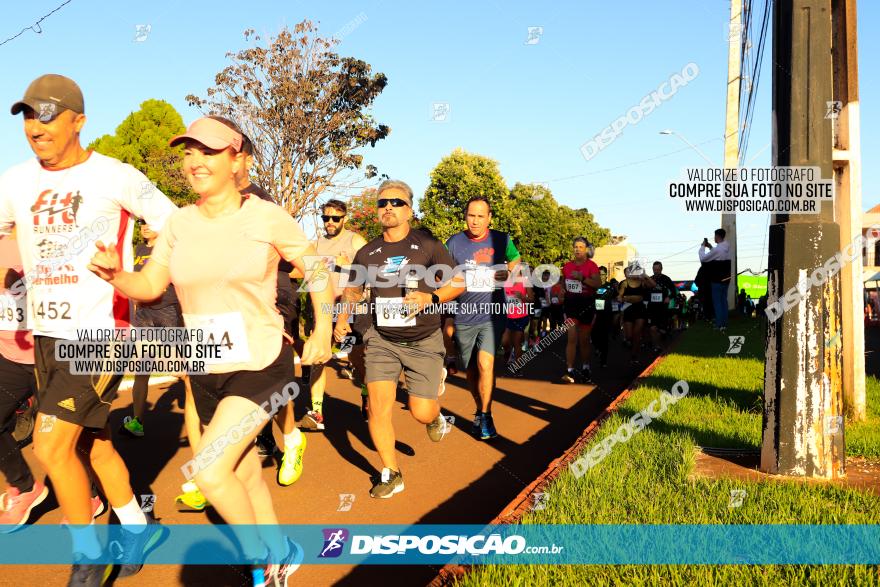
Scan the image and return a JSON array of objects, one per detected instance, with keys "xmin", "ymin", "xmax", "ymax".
[{"xmin": 426, "ymin": 338, "xmax": 681, "ymax": 587}]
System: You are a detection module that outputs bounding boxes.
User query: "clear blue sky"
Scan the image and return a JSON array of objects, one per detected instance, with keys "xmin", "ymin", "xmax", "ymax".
[{"xmin": 1, "ymin": 0, "xmax": 877, "ymax": 279}]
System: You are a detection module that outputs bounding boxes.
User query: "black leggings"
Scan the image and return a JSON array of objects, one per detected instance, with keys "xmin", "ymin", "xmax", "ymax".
[
  {"xmin": 548, "ymin": 305, "xmax": 565, "ymax": 331},
  {"xmin": 592, "ymin": 312, "xmax": 612, "ymax": 360},
  {"xmin": 0, "ymin": 353, "xmax": 36, "ymax": 492}
]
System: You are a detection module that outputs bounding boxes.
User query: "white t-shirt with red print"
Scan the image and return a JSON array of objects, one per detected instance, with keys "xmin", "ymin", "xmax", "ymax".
[{"xmin": 0, "ymin": 152, "xmax": 177, "ymax": 340}]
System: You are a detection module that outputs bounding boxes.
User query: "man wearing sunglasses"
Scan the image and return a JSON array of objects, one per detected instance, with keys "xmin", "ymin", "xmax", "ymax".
[
  {"xmin": 334, "ymin": 180, "xmax": 465, "ymax": 498},
  {"xmin": 446, "ymin": 196, "xmax": 521, "ymax": 440},
  {"xmin": 300, "ymin": 199, "xmax": 367, "ymax": 432}
]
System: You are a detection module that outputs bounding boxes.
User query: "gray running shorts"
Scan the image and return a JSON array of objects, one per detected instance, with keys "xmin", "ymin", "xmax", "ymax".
[{"xmin": 363, "ymin": 327, "xmax": 445, "ymax": 400}]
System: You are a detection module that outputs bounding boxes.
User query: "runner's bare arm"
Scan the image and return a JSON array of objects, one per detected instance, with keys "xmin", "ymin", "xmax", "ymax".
[
  {"xmin": 334, "ymin": 283, "xmax": 364, "ymax": 340},
  {"xmin": 87, "ymin": 240, "xmax": 170, "ymax": 301},
  {"xmin": 292, "ymin": 250, "xmax": 334, "ymax": 364},
  {"xmin": 584, "ymin": 271, "xmax": 601, "ymax": 289}
]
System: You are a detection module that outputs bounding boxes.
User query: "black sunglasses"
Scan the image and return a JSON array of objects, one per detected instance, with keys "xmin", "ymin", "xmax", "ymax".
[
  {"xmin": 377, "ymin": 198, "xmax": 410, "ymax": 209},
  {"xmin": 322, "ymin": 214, "xmax": 344, "ymax": 222}
]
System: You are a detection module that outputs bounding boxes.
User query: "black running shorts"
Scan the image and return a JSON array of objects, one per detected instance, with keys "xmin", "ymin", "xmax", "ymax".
[
  {"xmin": 34, "ymin": 336, "xmax": 124, "ymax": 430},
  {"xmin": 189, "ymin": 341, "xmax": 297, "ymax": 425}
]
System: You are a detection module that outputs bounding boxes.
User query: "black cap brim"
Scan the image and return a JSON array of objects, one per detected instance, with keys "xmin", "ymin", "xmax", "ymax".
[{"xmin": 10, "ymin": 100, "xmax": 33, "ymax": 115}]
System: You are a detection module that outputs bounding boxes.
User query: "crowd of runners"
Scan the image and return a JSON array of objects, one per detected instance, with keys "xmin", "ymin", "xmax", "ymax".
[{"xmin": 0, "ymin": 74, "xmax": 687, "ymax": 586}]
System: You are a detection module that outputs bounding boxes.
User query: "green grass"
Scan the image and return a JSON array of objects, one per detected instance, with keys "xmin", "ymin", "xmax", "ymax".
[{"xmin": 456, "ymin": 319, "xmax": 880, "ymax": 586}]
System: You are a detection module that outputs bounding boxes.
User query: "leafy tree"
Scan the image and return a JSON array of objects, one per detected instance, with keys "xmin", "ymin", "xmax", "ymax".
[
  {"xmin": 345, "ymin": 188, "xmax": 383, "ymax": 242},
  {"xmin": 88, "ymin": 99, "xmax": 195, "ymax": 207},
  {"xmin": 507, "ymin": 183, "xmax": 566, "ymax": 266},
  {"xmin": 420, "ymin": 149, "xmax": 511, "ymax": 243},
  {"xmin": 186, "ymin": 21, "xmax": 390, "ymax": 218},
  {"xmin": 345, "ymin": 187, "xmax": 424, "ymax": 243},
  {"xmin": 421, "ymin": 149, "xmax": 613, "ymax": 265},
  {"xmin": 507, "ymin": 183, "xmax": 611, "ymax": 266}
]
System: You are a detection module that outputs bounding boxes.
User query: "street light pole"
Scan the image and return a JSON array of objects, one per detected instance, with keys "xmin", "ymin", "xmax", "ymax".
[
  {"xmin": 722, "ymin": 0, "xmax": 743, "ymax": 313},
  {"xmin": 659, "ymin": 130, "xmax": 718, "ymax": 167}
]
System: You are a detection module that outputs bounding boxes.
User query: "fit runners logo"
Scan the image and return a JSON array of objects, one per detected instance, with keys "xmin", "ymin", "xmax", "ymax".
[
  {"xmin": 30, "ymin": 190, "xmax": 84, "ymax": 231},
  {"xmin": 381, "ymin": 256, "xmax": 410, "ymax": 276},
  {"xmin": 472, "ymin": 248, "xmax": 495, "ymax": 265},
  {"xmin": 319, "ymin": 528, "xmax": 349, "ymax": 558}
]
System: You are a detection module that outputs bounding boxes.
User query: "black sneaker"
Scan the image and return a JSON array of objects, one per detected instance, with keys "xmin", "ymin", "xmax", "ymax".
[
  {"xmin": 471, "ymin": 412, "xmax": 483, "ymax": 436},
  {"xmin": 370, "ymin": 468, "xmax": 404, "ymax": 499},
  {"xmin": 12, "ymin": 400, "xmax": 35, "ymax": 443},
  {"xmin": 256, "ymin": 428, "xmax": 280, "ymax": 459},
  {"xmin": 114, "ymin": 514, "xmax": 168, "ymax": 578},
  {"xmin": 339, "ymin": 366, "xmax": 354, "ymax": 380},
  {"xmin": 579, "ymin": 367, "xmax": 593, "ymax": 383},
  {"xmin": 67, "ymin": 555, "xmax": 112, "ymax": 586}
]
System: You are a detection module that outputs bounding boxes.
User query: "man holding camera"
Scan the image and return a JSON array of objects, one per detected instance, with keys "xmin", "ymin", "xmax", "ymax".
[{"xmin": 698, "ymin": 229, "xmax": 732, "ymax": 331}]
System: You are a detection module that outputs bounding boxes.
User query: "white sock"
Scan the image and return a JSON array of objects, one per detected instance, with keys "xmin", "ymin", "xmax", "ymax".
[
  {"xmin": 68, "ymin": 521, "xmax": 102, "ymax": 559},
  {"xmin": 284, "ymin": 428, "xmax": 303, "ymax": 449},
  {"xmin": 182, "ymin": 480, "xmax": 198, "ymax": 493},
  {"xmin": 114, "ymin": 496, "xmax": 147, "ymax": 532}
]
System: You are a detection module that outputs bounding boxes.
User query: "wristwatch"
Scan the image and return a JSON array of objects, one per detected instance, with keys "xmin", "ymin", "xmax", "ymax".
[{"xmin": 431, "ymin": 292, "xmax": 440, "ymax": 305}]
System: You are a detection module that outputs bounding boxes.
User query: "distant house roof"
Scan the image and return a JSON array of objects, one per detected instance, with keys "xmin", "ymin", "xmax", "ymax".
[{"xmin": 864, "ymin": 205, "xmax": 880, "ymax": 228}]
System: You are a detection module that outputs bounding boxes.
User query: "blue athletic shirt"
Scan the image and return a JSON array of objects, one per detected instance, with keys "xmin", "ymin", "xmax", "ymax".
[{"xmin": 445, "ymin": 229, "xmax": 520, "ymax": 326}]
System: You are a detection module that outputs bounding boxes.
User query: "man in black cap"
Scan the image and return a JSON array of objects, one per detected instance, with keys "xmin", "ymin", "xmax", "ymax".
[{"xmin": 0, "ymin": 74, "xmax": 177, "ymax": 583}]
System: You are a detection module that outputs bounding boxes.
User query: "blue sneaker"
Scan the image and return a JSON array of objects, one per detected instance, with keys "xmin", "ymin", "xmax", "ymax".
[
  {"xmin": 480, "ymin": 412, "xmax": 497, "ymax": 440},
  {"xmin": 113, "ymin": 514, "xmax": 168, "ymax": 578}
]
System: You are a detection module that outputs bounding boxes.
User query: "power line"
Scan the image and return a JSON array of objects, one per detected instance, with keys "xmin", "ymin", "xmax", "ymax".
[
  {"xmin": 540, "ymin": 138, "xmax": 723, "ymax": 184},
  {"xmin": 0, "ymin": 0, "xmax": 72, "ymax": 47},
  {"xmin": 739, "ymin": 0, "xmax": 772, "ymax": 165}
]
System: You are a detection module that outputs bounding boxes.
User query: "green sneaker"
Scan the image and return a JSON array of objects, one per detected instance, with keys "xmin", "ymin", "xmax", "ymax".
[
  {"xmin": 426, "ymin": 413, "xmax": 452, "ymax": 442},
  {"xmin": 175, "ymin": 487, "xmax": 208, "ymax": 512},
  {"xmin": 370, "ymin": 468, "xmax": 404, "ymax": 499},
  {"xmin": 120, "ymin": 416, "xmax": 144, "ymax": 437}
]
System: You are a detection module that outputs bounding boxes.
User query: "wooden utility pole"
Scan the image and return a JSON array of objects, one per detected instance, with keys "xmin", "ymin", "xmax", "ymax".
[
  {"xmin": 831, "ymin": 0, "xmax": 866, "ymax": 421},
  {"xmin": 761, "ymin": 0, "xmax": 845, "ymax": 479},
  {"xmin": 723, "ymin": 0, "xmax": 742, "ymax": 311}
]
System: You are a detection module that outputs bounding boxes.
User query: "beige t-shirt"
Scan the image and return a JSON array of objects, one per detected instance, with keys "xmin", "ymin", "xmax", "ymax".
[{"xmin": 151, "ymin": 195, "xmax": 310, "ymax": 373}]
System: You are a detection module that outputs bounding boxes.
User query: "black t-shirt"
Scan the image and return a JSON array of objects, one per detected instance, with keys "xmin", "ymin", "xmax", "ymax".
[
  {"xmin": 240, "ymin": 182, "xmax": 295, "ymax": 302},
  {"xmin": 594, "ymin": 282, "xmax": 616, "ymax": 314},
  {"xmin": 649, "ymin": 273, "xmax": 676, "ymax": 307},
  {"xmin": 134, "ymin": 243, "xmax": 179, "ymax": 309},
  {"xmin": 351, "ymin": 229, "xmax": 456, "ymax": 343}
]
